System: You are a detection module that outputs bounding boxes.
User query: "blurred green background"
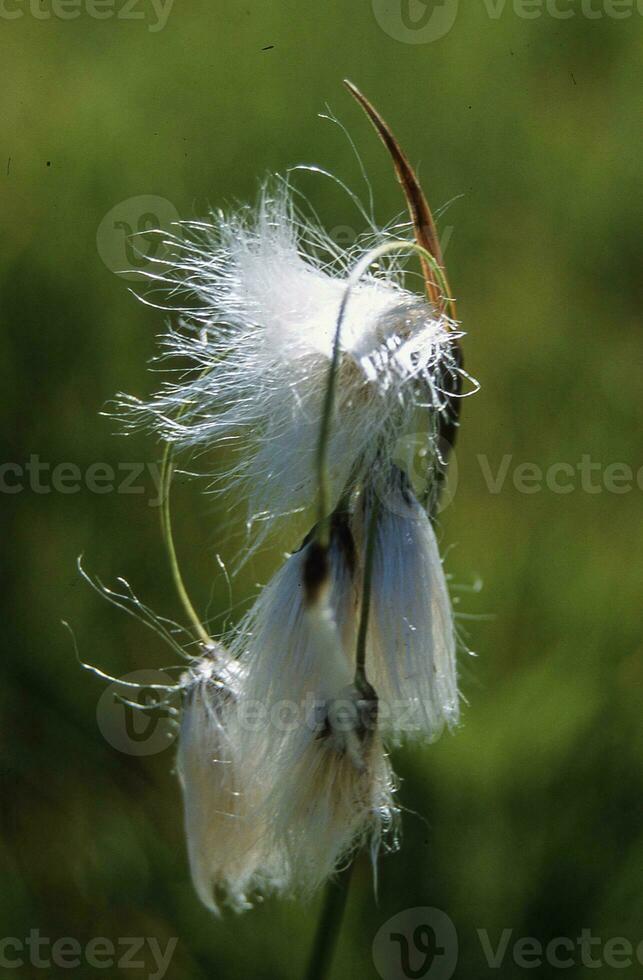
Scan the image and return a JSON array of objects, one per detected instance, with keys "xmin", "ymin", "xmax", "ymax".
[{"xmin": 1, "ymin": 2, "xmax": 641, "ymax": 978}]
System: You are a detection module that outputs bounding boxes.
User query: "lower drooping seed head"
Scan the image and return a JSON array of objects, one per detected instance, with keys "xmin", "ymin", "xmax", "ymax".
[{"xmin": 177, "ymin": 649, "xmax": 285, "ymax": 913}]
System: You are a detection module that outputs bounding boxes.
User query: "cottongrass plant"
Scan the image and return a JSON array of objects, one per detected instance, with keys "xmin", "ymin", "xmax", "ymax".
[{"xmin": 85, "ymin": 82, "xmax": 476, "ymax": 979}]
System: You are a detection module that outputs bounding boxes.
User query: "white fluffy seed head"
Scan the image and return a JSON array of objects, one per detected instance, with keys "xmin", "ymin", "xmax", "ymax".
[
  {"xmin": 268, "ymin": 705, "xmax": 399, "ymax": 896},
  {"xmin": 229, "ymin": 516, "xmax": 359, "ymax": 721},
  {"xmin": 226, "ymin": 516, "xmax": 400, "ymax": 894},
  {"xmin": 176, "ymin": 650, "xmax": 285, "ymax": 914},
  {"xmin": 98, "ymin": 125, "xmax": 475, "ymax": 911},
  {"xmin": 177, "ymin": 468, "xmax": 459, "ymax": 910},
  {"xmin": 114, "ymin": 185, "xmax": 463, "ymax": 551},
  {"xmin": 356, "ymin": 472, "xmax": 460, "ymax": 743}
]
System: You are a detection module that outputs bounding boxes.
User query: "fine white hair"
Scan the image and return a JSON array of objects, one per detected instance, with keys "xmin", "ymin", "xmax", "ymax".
[{"xmin": 114, "ymin": 185, "xmax": 462, "ymax": 550}]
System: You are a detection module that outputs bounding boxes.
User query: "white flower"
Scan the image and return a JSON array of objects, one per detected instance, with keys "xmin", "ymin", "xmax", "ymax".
[
  {"xmin": 115, "ymin": 186, "xmax": 462, "ymax": 549},
  {"xmin": 176, "ymin": 648, "xmax": 285, "ymax": 913}
]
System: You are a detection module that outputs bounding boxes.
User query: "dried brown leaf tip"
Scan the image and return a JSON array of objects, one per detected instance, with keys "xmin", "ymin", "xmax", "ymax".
[{"xmin": 343, "ymin": 80, "xmax": 457, "ymax": 324}]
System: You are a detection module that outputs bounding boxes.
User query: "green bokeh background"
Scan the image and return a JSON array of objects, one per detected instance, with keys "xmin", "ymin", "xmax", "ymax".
[{"xmin": 1, "ymin": 2, "xmax": 641, "ymax": 978}]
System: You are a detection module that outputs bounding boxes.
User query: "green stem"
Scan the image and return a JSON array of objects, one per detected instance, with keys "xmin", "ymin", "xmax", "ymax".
[
  {"xmin": 160, "ymin": 443, "xmax": 211, "ymax": 647},
  {"xmin": 316, "ymin": 323, "xmax": 343, "ymax": 549},
  {"xmin": 304, "ymin": 863, "xmax": 354, "ymax": 980}
]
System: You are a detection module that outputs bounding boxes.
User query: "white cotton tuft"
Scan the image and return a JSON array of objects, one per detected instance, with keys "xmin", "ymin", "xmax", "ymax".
[
  {"xmin": 114, "ymin": 185, "xmax": 462, "ymax": 547},
  {"xmin": 176, "ymin": 649, "xmax": 285, "ymax": 914},
  {"xmin": 177, "ymin": 470, "xmax": 458, "ymax": 907},
  {"xmin": 357, "ymin": 472, "xmax": 460, "ymax": 742},
  {"xmin": 229, "ymin": 517, "xmax": 398, "ymax": 894},
  {"xmin": 229, "ymin": 515, "xmax": 358, "ymax": 721},
  {"xmin": 269, "ymin": 692, "xmax": 399, "ymax": 895}
]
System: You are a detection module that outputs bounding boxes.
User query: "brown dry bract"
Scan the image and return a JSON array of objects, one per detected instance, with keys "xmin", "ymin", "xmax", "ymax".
[{"xmin": 343, "ymin": 79, "xmax": 457, "ymax": 325}]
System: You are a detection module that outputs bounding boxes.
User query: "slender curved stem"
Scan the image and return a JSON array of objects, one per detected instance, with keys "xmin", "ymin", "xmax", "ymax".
[
  {"xmin": 304, "ymin": 863, "xmax": 355, "ymax": 980},
  {"xmin": 159, "ymin": 443, "xmax": 210, "ymax": 646},
  {"xmin": 316, "ymin": 330, "xmax": 343, "ymax": 550}
]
